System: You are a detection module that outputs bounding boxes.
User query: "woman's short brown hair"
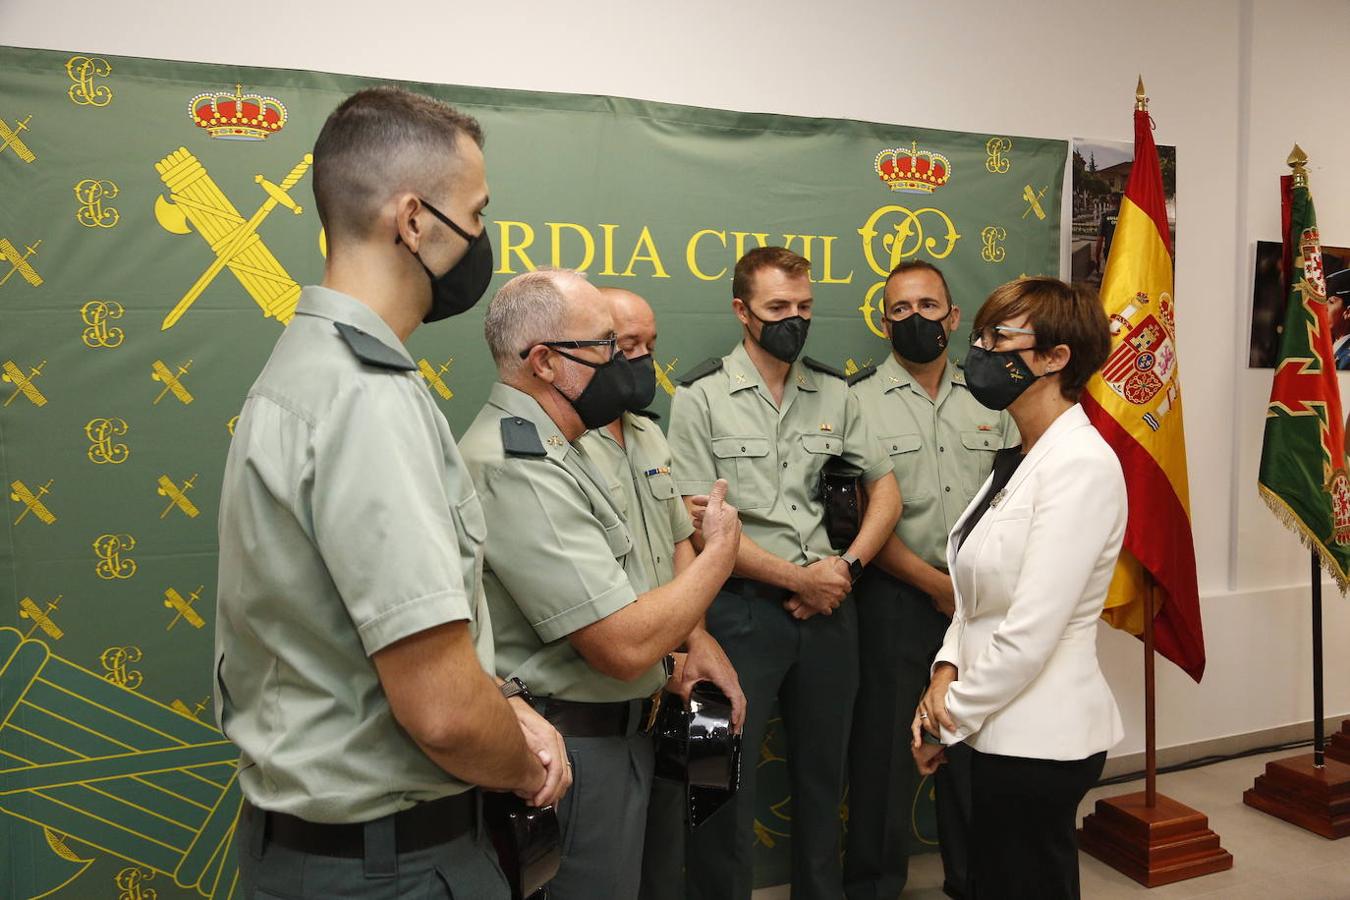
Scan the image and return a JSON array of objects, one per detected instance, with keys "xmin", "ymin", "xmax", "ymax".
[{"xmin": 971, "ymin": 277, "xmax": 1110, "ymax": 401}]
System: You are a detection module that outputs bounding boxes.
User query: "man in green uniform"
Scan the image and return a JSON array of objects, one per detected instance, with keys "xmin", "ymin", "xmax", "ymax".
[
  {"xmin": 667, "ymin": 246, "xmax": 901, "ymax": 900},
  {"xmin": 577, "ymin": 287, "xmax": 745, "ymax": 900},
  {"xmin": 842, "ymin": 260, "xmax": 1017, "ymax": 900},
  {"xmin": 460, "ymin": 268, "xmax": 743, "ymax": 899},
  {"xmin": 216, "ymin": 88, "xmax": 569, "ymax": 900}
]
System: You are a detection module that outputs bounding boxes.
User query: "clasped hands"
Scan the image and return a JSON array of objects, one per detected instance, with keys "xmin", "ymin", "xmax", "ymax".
[{"xmin": 910, "ymin": 662, "xmax": 959, "ymax": 775}]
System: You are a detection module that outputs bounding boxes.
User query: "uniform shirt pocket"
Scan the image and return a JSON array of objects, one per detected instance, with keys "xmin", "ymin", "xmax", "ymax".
[
  {"xmin": 453, "ymin": 490, "xmax": 488, "ymax": 545},
  {"xmin": 711, "ymin": 436, "xmax": 773, "ymax": 510},
  {"xmin": 602, "ymin": 518, "xmax": 634, "ymax": 560},
  {"xmin": 645, "ymin": 470, "xmax": 677, "ymax": 501},
  {"xmin": 960, "ymin": 430, "xmax": 1000, "ymax": 496},
  {"xmin": 883, "ymin": 433, "xmax": 930, "ymax": 505}
]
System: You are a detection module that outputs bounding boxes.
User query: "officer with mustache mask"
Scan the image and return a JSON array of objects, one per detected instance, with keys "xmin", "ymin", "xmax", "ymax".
[{"xmin": 843, "ymin": 260, "xmax": 1018, "ymax": 900}]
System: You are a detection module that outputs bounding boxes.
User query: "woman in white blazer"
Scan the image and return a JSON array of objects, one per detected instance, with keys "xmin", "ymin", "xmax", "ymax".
[{"xmin": 910, "ymin": 277, "xmax": 1125, "ymax": 900}]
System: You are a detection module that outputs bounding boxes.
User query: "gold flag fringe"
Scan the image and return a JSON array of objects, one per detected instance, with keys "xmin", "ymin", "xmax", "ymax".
[{"xmin": 1259, "ymin": 484, "xmax": 1350, "ymax": 593}]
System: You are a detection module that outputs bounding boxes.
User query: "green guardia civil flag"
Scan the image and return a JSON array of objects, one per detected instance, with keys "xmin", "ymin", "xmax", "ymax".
[{"xmin": 1258, "ymin": 150, "xmax": 1350, "ymax": 590}]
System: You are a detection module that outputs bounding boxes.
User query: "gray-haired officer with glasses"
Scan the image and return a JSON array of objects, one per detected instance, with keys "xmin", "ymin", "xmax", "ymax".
[
  {"xmin": 459, "ymin": 268, "xmax": 743, "ymax": 899},
  {"xmin": 844, "ymin": 261, "xmax": 1017, "ymax": 900}
]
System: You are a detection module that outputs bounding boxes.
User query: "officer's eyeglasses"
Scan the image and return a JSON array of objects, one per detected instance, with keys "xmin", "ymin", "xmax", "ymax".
[
  {"xmin": 971, "ymin": 324, "xmax": 1037, "ymax": 350},
  {"xmin": 519, "ymin": 337, "xmax": 618, "ymax": 361}
]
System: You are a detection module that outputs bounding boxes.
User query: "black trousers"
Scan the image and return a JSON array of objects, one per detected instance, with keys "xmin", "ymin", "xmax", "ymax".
[
  {"xmin": 968, "ymin": 748, "xmax": 1107, "ymax": 900},
  {"xmin": 686, "ymin": 583, "xmax": 859, "ymax": 900},
  {"xmin": 843, "ymin": 571, "xmax": 971, "ymax": 900}
]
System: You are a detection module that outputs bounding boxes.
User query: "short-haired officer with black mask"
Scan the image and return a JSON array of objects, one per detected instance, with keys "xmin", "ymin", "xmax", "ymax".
[
  {"xmin": 843, "ymin": 260, "xmax": 1017, "ymax": 900},
  {"xmin": 217, "ymin": 87, "xmax": 570, "ymax": 899},
  {"xmin": 576, "ymin": 287, "xmax": 746, "ymax": 900},
  {"xmin": 461, "ymin": 268, "xmax": 743, "ymax": 899},
  {"xmin": 668, "ymin": 246, "xmax": 900, "ymax": 900}
]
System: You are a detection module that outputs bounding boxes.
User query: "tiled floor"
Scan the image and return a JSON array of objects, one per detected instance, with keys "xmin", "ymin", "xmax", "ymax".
[{"xmin": 753, "ymin": 749, "xmax": 1350, "ymax": 898}]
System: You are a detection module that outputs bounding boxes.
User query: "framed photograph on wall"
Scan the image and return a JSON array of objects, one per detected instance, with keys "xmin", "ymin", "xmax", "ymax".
[
  {"xmin": 1069, "ymin": 138, "xmax": 1177, "ymax": 288},
  {"xmin": 1249, "ymin": 240, "xmax": 1350, "ymax": 368}
]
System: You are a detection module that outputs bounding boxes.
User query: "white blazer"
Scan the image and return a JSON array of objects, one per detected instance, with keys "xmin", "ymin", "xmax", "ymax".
[{"xmin": 933, "ymin": 404, "xmax": 1126, "ymax": 760}]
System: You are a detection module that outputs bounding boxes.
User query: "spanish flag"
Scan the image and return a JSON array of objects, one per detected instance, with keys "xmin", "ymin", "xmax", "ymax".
[{"xmin": 1081, "ymin": 84, "xmax": 1206, "ymax": 682}]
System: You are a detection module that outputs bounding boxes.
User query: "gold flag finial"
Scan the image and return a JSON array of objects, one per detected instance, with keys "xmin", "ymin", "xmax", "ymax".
[
  {"xmin": 1135, "ymin": 76, "xmax": 1148, "ymax": 111},
  {"xmin": 1288, "ymin": 144, "xmax": 1309, "ymax": 187}
]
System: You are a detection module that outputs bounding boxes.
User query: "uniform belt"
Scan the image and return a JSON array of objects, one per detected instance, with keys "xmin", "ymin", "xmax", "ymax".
[
  {"xmin": 723, "ymin": 576, "xmax": 793, "ymax": 605},
  {"xmin": 537, "ymin": 694, "xmax": 661, "ymax": 737},
  {"xmin": 244, "ymin": 790, "xmax": 477, "ymax": 858}
]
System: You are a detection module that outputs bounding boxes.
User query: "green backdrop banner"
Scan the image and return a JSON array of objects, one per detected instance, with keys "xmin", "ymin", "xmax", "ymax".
[{"xmin": 0, "ymin": 45, "xmax": 1064, "ymax": 898}]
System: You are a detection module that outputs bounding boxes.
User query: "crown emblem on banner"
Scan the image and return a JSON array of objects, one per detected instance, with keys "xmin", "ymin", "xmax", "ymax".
[
  {"xmin": 874, "ymin": 142, "xmax": 951, "ymax": 193},
  {"xmin": 188, "ymin": 84, "xmax": 286, "ymax": 140}
]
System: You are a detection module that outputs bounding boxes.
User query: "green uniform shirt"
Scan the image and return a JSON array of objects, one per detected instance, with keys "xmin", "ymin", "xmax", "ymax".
[
  {"xmin": 849, "ymin": 353, "xmax": 1019, "ymax": 569},
  {"xmin": 666, "ymin": 341, "xmax": 892, "ymax": 566},
  {"xmin": 460, "ymin": 384, "xmax": 668, "ymax": 702},
  {"xmin": 215, "ymin": 286, "xmax": 493, "ymax": 823},
  {"xmin": 577, "ymin": 411, "xmax": 695, "ymax": 589}
]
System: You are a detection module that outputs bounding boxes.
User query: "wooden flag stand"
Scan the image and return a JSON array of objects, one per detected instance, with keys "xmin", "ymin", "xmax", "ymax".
[
  {"xmin": 1079, "ymin": 581, "xmax": 1234, "ymax": 885},
  {"xmin": 1328, "ymin": 719, "xmax": 1350, "ymax": 765},
  {"xmin": 1243, "ymin": 552, "xmax": 1350, "ymax": 838}
]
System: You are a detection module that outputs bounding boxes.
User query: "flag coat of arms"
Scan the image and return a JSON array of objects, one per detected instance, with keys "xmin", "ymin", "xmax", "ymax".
[
  {"xmin": 1257, "ymin": 151, "xmax": 1350, "ymax": 589},
  {"xmin": 1081, "ymin": 93, "xmax": 1206, "ymax": 682}
]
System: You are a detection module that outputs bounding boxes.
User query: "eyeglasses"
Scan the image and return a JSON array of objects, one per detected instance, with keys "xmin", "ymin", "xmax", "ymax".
[
  {"xmin": 971, "ymin": 324, "xmax": 1037, "ymax": 350},
  {"xmin": 518, "ymin": 337, "xmax": 618, "ymax": 360}
]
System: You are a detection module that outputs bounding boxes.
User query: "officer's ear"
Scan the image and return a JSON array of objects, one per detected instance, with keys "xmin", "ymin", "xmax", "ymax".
[
  {"xmin": 392, "ymin": 193, "xmax": 426, "ymax": 253},
  {"xmin": 523, "ymin": 344, "xmax": 557, "ymax": 383},
  {"xmin": 731, "ymin": 297, "xmax": 752, "ymax": 330},
  {"xmin": 948, "ymin": 304, "xmax": 962, "ymax": 331}
]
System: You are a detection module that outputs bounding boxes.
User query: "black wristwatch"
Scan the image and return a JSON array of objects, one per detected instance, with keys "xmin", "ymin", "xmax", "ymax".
[
  {"xmin": 842, "ymin": 553, "xmax": 863, "ymax": 584},
  {"xmin": 500, "ymin": 676, "xmax": 533, "ymax": 704}
]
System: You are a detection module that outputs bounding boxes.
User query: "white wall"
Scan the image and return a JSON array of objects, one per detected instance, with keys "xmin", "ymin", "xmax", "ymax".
[{"xmin": 6, "ymin": 0, "xmax": 1348, "ymax": 757}]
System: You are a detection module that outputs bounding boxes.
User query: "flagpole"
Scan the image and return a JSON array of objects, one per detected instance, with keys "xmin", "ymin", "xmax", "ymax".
[
  {"xmin": 1144, "ymin": 577, "xmax": 1157, "ymax": 805},
  {"xmin": 1312, "ymin": 551, "xmax": 1325, "ymax": 767}
]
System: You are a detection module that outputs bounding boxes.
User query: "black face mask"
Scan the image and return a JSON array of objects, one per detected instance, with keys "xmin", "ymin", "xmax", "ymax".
[
  {"xmin": 401, "ymin": 199, "xmax": 495, "ymax": 322},
  {"xmin": 747, "ymin": 309, "xmax": 811, "ymax": 363},
  {"xmin": 622, "ymin": 353, "xmax": 658, "ymax": 411},
  {"xmin": 889, "ymin": 311, "xmax": 950, "ymax": 364},
  {"xmin": 552, "ymin": 347, "xmax": 635, "ymax": 430},
  {"xmin": 963, "ymin": 344, "xmax": 1044, "ymax": 411}
]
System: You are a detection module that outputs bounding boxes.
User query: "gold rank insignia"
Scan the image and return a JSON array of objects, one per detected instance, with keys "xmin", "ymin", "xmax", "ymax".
[
  {"xmin": 157, "ymin": 473, "xmax": 199, "ymax": 518},
  {"xmin": 19, "ymin": 594, "xmax": 63, "ymax": 640},
  {"xmin": 154, "ymin": 148, "xmax": 311, "ymax": 330},
  {"xmin": 151, "ymin": 359, "xmax": 193, "ymax": 405},
  {"xmin": 418, "ymin": 357, "xmax": 454, "ymax": 400},
  {"xmin": 819, "ymin": 423, "xmax": 834, "ymax": 433},
  {"xmin": 546, "ymin": 435, "xmax": 565, "ymax": 447},
  {"xmin": 164, "ymin": 585, "xmax": 205, "ymax": 630},
  {"xmin": 11, "ymin": 479, "xmax": 55, "ymax": 525},
  {"xmin": 0, "ymin": 237, "xmax": 42, "ymax": 288},
  {"xmin": 797, "ymin": 374, "xmax": 808, "ymax": 387},
  {"xmin": 3, "ymin": 358, "xmax": 47, "ymax": 407},
  {"xmin": 0, "ymin": 114, "xmax": 35, "ymax": 164}
]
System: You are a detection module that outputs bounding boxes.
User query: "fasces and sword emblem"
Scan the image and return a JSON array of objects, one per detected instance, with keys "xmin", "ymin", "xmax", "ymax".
[
  {"xmin": 0, "ymin": 113, "xmax": 36, "ymax": 163},
  {"xmin": 154, "ymin": 148, "xmax": 312, "ymax": 330},
  {"xmin": 0, "ymin": 237, "xmax": 42, "ymax": 288},
  {"xmin": 3, "ymin": 358, "xmax": 47, "ymax": 406}
]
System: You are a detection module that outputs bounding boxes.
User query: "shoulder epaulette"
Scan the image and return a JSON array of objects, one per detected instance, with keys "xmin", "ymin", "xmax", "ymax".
[
  {"xmin": 846, "ymin": 365, "xmax": 879, "ymax": 386},
  {"xmin": 333, "ymin": 322, "xmax": 416, "ymax": 372},
  {"xmin": 500, "ymin": 416, "xmax": 547, "ymax": 458},
  {"xmin": 633, "ymin": 408, "xmax": 662, "ymax": 421},
  {"xmin": 802, "ymin": 356, "xmax": 847, "ymax": 380},
  {"xmin": 676, "ymin": 358, "xmax": 723, "ymax": 387}
]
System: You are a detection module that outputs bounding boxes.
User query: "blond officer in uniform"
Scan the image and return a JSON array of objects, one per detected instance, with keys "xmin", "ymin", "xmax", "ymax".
[
  {"xmin": 843, "ymin": 260, "xmax": 1017, "ymax": 900},
  {"xmin": 577, "ymin": 287, "xmax": 745, "ymax": 900},
  {"xmin": 667, "ymin": 247, "xmax": 900, "ymax": 900},
  {"xmin": 216, "ymin": 88, "xmax": 569, "ymax": 900},
  {"xmin": 460, "ymin": 269, "xmax": 743, "ymax": 900}
]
